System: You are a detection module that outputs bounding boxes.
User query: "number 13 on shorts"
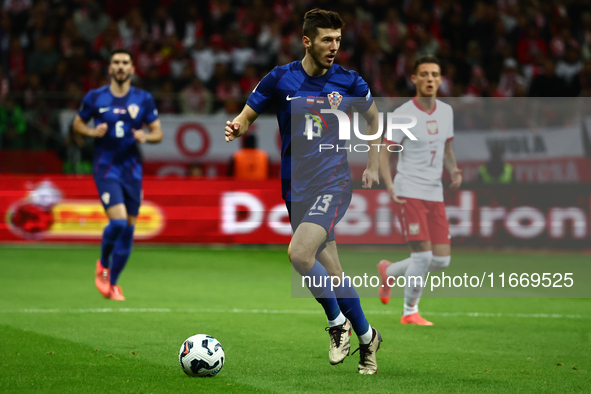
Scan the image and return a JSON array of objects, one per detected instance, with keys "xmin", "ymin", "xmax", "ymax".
[{"xmin": 309, "ymin": 194, "xmax": 333, "ymax": 215}]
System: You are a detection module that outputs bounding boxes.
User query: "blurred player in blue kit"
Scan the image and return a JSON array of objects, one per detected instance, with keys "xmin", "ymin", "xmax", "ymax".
[
  {"xmin": 73, "ymin": 49, "xmax": 163, "ymax": 301},
  {"xmin": 224, "ymin": 9, "xmax": 383, "ymax": 374}
]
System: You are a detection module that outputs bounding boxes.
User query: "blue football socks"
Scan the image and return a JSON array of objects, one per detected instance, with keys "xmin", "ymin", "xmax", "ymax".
[
  {"xmin": 110, "ymin": 225, "xmax": 135, "ymax": 285},
  {"xmin": 303, "ymin": 260, "xmax": 341, "ymax": 321},
  {"xmin": 334, "ymin": 276, "xmax": 370, "ymax": 337},
  {"xmin": 100, "ymin": 219, "xmax": 127, "ymax": 268}
]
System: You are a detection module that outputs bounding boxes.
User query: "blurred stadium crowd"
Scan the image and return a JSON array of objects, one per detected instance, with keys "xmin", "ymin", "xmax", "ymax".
[{"xmin": 1, "ymin": 0, "xmax": 591, "ymax": 152}]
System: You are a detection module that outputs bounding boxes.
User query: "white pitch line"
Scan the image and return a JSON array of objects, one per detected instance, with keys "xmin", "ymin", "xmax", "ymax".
[{"xmin": 0, "ymin": 308, "xmax": 585, "ymax": 319}]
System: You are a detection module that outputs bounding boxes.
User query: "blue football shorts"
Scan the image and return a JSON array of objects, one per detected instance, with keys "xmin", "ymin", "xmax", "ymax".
[
  {"xmin": 286, "ymin": 190, "xmax": 352, "ymax": 255},
  {"xmin": 94, "ymin": 177, "xmax": 142, "ymax": 216}
]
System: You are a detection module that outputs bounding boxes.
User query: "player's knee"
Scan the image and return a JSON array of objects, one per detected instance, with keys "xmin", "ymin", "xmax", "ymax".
[
  {"xmin": 326, "ymin": 267, "xmax": 343, "ymax": 278},
  {"xmin": 409, "ymin": 240, "xmax": 431, "ymax": 253},
  {"xmin": 109, "ymin": 218, "xmax": 127, "ymax": 232},
  {"xmin": 289, "ymin": 247, "xmax": 314, "ymax": 273},
  {"xmin": 411, "ymin": 250, "xmax": 432, "ymax": 270},
  {"xmin": 290, "ymin": 248, "xmax": 306, "ymax": 266},
  {"xmin": 430, "ymin": 255, "xmax": 451, "ymax": 271}
]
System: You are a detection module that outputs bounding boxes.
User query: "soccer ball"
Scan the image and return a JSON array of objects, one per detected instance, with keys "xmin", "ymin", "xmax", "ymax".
[{"xmin": 179, "ymin": 334, "xmax": 225, "ymax": 377}]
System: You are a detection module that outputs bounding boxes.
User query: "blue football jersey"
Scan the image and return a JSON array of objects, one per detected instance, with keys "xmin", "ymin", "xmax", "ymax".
[
  {"xmin": 246, "ymin": 61, "xmax": 373, "ymax": 202},
  {"xmin": 78, "ymin": 85, "xmax": 158, "ymax": 181}
]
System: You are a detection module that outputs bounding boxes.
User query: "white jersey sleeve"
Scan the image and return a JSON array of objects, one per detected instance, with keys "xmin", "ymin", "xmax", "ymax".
[
  {"xmin": 447, "ymin": 106, "xmax": 454, "ymax": 141},
  {"xmin": 386, "ymin": 106, "xmax": 411, "ymax": 144}
]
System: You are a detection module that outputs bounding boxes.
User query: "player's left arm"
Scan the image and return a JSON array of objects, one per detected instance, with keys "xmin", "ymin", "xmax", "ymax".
[
  {"xmin": 360, "ymin": 101, "xmax": 381, "ymax": 189},
  {"xmin": 133, "ymin": 119, "xmax": 163, "ymax": 144},
  {"xmin": 134, "ymin": 93, "xmax": 163, "ymax": 143},
  {"xmin": 444, "ymin": 140, "xmax": 462, "ymax": 190}
]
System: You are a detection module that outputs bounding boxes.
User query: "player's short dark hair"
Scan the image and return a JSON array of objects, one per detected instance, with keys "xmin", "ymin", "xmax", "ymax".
[
  {"xmin": 110, "ymin": 48, "xmax": 134, "ymax": 63},
  {"xmin": 413, "ymin": 55, "xmax": 441, "ymax": 74},
  {"xmin": 303, "ymin": 9, "xmax": 344, "ymax": 41}
]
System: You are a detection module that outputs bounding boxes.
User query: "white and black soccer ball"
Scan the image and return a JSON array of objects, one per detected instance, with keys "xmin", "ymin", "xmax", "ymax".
[{"xmin": 179, "ymin": 334, "xmax": 225, "ymax": 377}]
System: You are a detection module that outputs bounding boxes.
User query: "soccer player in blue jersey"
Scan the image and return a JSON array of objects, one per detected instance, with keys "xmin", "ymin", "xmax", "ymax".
[
  {"xmin": 73, "ymin": 49, "xmax": 163, "ymax": 301},
  {"xmin": 224, "ymin": 9, "xmax": 382, "ymax": 374}
]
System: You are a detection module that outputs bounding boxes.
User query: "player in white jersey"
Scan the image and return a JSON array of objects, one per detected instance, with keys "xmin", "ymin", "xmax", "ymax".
[{"xmin": 377, "ymin": 55, "xmax": 462, "ymax": 325}]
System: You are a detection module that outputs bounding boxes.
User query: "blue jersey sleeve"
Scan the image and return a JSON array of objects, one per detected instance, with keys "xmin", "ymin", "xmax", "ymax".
[
  {"xmin": 246, "ymin": 67, "xmax": 278, "ymax": 114},
  {"xmin": 351, "ymin": 74, "xmax": 373, "ymax": 114},
  {"xmin": 78, "ymin": 91, "xmax": 95, "ymax": 122},
  {"xmin": 143, "ymin": 93, "xmax": 159, "ymax": 124}
]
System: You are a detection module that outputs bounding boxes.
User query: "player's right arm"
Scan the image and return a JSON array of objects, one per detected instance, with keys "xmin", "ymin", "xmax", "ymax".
[
  {"xmin": 225, "ymin": 68, "xmax": 278, "ymax": 142},
  {"xmin": 72, "ymin": 91, "xmax": 107, "ymax": 138},
  {"xmin": 380, "ymin": 104, "xmax": 407, "ymax": 204},
  {"xmin": 225, "ymin": 105, "xmax": 259, "ymax": 142},
  {"xmin": 379, "ymin": 142, "xmax": 406, "ymax": 204},
  {"xmin": 72, "ymin": 115, "xmax": 107, "ymax": 138}
]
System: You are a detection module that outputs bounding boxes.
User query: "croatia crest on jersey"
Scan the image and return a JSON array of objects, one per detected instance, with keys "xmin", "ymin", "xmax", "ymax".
[
  {"xmin": 128, "ymin": 104, "xmax": 140, "ymax": 119},
  {"xmin": 327, "ymin": 92, "xmax": 343, "ymax": 110}
]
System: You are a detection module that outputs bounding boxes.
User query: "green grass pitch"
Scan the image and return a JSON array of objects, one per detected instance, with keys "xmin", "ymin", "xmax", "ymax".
[{"xmin": 0, "ymin": 245, "xmax": 589, "ymax": 393}]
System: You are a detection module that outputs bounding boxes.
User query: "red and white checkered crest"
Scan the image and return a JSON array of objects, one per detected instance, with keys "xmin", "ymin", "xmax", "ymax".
[
  {"xmin": 128, "ymin": 104, "xmax": 140, "ymax": 119},
  {"xmin": 327, "ymin": 91, "xmax": 343, "ymax": 110}
]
